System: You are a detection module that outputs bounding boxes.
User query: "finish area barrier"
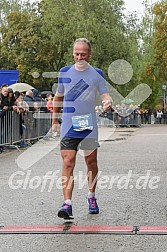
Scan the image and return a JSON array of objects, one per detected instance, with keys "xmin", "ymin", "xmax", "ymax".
[
  {"xmin": 1, "ymin": 225, "xmax": 167, "ymax": 235},
  {"xmin": 0, "ymin": 111, "xmax": 52, "ymax": 147}
]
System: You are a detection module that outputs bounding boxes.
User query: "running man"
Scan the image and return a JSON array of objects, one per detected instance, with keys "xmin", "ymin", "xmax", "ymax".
[{"xmin": 52, "ymin": 38, "xmax": 112, "ymax": 219}]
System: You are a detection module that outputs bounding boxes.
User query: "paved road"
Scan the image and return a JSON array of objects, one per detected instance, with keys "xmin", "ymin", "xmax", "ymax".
[{"xmin": 0, "ymin": 125, "xmax": 167, "ymax": 251}]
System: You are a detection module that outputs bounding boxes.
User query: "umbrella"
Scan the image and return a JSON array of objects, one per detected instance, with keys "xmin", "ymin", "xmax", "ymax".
[
  {"xmin": 121, "ymin": 98, "xmax": 134, "ymax": 104},
  {"xmin": 9, "ymin": 83, "xmax": 34, "ymax": 92}
]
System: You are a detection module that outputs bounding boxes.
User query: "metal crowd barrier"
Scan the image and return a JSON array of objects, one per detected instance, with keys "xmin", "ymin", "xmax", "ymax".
[
  {"xmin": 1, "ymin": 110, "xmax": 166, "ymax": 149},
  {"xmin": 0, "ymin": 111, "xmax": 13, "ymax": 146},
  {"xmin": 162, "ymin": 114, "xmax": 167, "ymax": 124},
  {"xmin": 97, "ymin": 112, "xmax": 142, "ymax": 128},
  {"xmin": 23, "ymin": 112, "xmax": 52, "ymax": 141},
  {"xmin": 0, "ymin": 111, "xmax": 52, "ymax": 147}
]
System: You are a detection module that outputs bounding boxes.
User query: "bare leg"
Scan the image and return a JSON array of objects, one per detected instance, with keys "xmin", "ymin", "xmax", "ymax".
[
  {"xmin": 84, "ymin": 149, "xmax": 98, "ymax": 193},
  {"xmin": 61, "ymin": 149, "xmax": 77, "ymax": 200}
]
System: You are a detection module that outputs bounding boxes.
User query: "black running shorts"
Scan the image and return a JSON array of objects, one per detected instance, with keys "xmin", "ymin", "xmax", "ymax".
[{"xmin": 60, "ymin": 137, "xmax": 99, "ymax": 151}]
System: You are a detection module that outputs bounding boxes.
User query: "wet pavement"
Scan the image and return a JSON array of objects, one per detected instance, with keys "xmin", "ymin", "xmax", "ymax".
[{"xmin": 0, "ymin": 125, "xmax": 167, "ymax": 251}]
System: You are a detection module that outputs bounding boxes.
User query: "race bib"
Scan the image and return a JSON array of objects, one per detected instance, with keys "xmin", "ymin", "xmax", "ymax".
[{"xmin": 72, "ymin": 114, "xmax": 93, "ymax": 131}]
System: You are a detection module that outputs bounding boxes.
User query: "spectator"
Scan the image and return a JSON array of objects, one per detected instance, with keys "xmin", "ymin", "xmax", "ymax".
[
  {"xmin": 0, "ymin": 98, "xmax": 6, "ymax": 149},
  {"xmin": 1, "ymin": 83, "xmax": 8, "ymax": 88},
  {"xmin": 16, "ymin": 94, "xmax": 29, "ymax": 147},
  {"xmin": 157, "ymin": 109, "xmax": 163, "ymax": 124},
  {"xmin": 0, "ymin": 99, "xmax": 6, "ymax": 117},
  {"xmin": 46, "ymin": 93, "xmax": 53, "ymax": 112},
  {"xmin": 140, "ymin": 108, "xmax": 145, "ymax": 124},
  {"xmin": 153, "ymin": 109, "xmax": 157, "ymax": 124},
  {"xmin": 7, "ymin": 88, "xmax": 18, "ymax": 112},
  {"xmin": 147, "ymin": 107, "xmax": 152, "ymax": 124},
  {"xmin": 34, "ymin": 102, "xmax": 40, "ymax": 112},
  {"xmin": 0, "ymin": 86, "xmax": 18, "ymax": 146},
  {"xmin": 33, "ymin": 89, "xmax": 42, "ymax": 104},
  {"xmin": 14, "ymin": 91, "xmax": 20, "ymax": 100},
  {"xmin": 0, "ymin": 86, "xmax": 9, "ymax": 110},
  {"xmin": 33, "ymin": 88, "xmax": 48, "ymax": 112},
  {"xmin": 0, "ymin": 104, "xmax": 5, "ymax": 118},
  {"xmin": 143, "ymin": 109, "xmax": 149, "ymax": 124},
  {"xmin": 0, "ymin": 86, "xmax": 18, "ymax": 112},
  {"xmin": 24, "ymin": 90, "xmax": 35, "ymax": 111},
  {"xmin": 16, "ymin": 94, "xmax": 29, "ymax": 112}
]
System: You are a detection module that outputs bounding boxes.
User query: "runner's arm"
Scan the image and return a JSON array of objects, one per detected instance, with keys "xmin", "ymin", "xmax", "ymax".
[{"xmin": 52, "ymin": 92, "xmax": 64, "ymax": 131}]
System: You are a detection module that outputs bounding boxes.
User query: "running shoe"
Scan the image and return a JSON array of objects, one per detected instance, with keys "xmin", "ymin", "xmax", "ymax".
[
  {"xmin": 88, "ymin": 196, "xmax": 99, "ymax": 214},
  {"xmin": 58, "ymin": 203, "xmax": 73, "ymax": 219}
]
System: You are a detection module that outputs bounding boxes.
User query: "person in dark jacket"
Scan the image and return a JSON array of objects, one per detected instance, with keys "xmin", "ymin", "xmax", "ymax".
[
  {"xmin": 0, "ymin": 86, "xmax": 18, "ymax": 147},
  {"xmin": 24, "ymin": 90, "xmax": 35, "ymax": 111},
  {"xmin": 33, "ymin": 88, "xmax": 47, "ymax": 112},
  {"xmin": 0, "ymin": 86, "xmax": 18, "ymax": 111},
  {"xmin": 7, "ymin": 88, "xmax": 17, "ymax": 109},
  {"xmin": 0, "ymin": 86, "xmax": 9, "ymax": 109},
  {"xmin": 33, "ymin": 89, "xmax": 41, "ymax": 103}
]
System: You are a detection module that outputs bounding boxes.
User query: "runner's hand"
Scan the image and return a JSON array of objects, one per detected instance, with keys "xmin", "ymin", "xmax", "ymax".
[
  {"xmin": 52, "ymin": 121, "xmax": 60, "ymax": 134},
  {"xmin": 102, "ymin": 100, "xmax": 112, "ymax": 112}
]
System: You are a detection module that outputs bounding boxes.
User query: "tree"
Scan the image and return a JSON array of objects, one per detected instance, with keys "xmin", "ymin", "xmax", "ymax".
[
  {"xmin": 139, "ymin": 1, "xmax": 167, "ymax": 108},
  {"xmin": 40, "ymin": 0, "xmax": 140, "ymax": 94},
  {"xmin": 1, "ymin": 0, "xmax": 161, "ymax": 99},
  {"xmin": 0, "ymin": 0, "xmax": 32, "ymax": 25},
  {"xmin": 0, "ymin": 1, "xmax": 58, "ymax": 89},
  {"xmin": 152, "ymin": 1, "xmax": 167, "ymax": 82}
]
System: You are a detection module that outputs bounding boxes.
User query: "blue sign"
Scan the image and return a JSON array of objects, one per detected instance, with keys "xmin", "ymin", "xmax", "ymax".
[{"xmin": 0, "ymin": 70, "xmax": 19, "ymax": 86}]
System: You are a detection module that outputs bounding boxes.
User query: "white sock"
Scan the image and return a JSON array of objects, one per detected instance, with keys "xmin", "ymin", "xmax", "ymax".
[
  {"xmin": 65, "ymin": 199, "xmax": 72, "ymax": 205},
  {"xmin": 88, "ymin": 191, "xmax": 95, "ymax": 198}
]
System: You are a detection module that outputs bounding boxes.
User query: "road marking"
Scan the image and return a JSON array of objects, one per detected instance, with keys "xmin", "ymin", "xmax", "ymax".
[
  {"xmin": 138, "ymin": 226, "xmax": 167, "ymax": 234},
  {"xmin": 1, "ymin": 225, "xmax": 167, "ymax": 234},
  {"xmin": 0, "ymin": 225, "xmax": 65, "ymax": 234},
  {"xmin": 138, "ymin": 134, "xmax": 167, "ymax": 136},
  {"xmin": 68, "ymin": 225, "xmax": 134, "ymax": 234}
]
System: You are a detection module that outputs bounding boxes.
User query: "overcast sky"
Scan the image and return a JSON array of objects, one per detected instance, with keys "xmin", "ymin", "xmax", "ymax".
[
  {"xmin": 124, "ymin": 0, "xmax": 144, "ymax": 15},
  {"xmin": 29, "ymin": 0, "xmax": 158, "ymax": 16},
  {"xmin": 124, "ymin": 0, "xmax": 158, "ymax": 15}
]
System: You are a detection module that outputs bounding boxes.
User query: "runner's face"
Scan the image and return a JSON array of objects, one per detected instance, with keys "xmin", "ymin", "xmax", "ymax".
[{"xmin": 73, "ymin": 42, "xmax": 91, "ymax": 63}]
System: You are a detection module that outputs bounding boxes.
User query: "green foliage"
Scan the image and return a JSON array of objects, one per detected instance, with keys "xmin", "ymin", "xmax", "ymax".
[
  {"xmin": 139, "ymin": 1, "xmax": 167, "ymax": 108},
  {"xmin": 0, "ymin": 0, "xmax": 165, "ymax": 109},
  {"xmin": 152, "ymin": 2, "xmax": 167, "ymax": 81}
]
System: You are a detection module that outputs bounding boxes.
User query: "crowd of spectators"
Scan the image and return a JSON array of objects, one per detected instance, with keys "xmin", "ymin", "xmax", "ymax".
[
  {"xmin": 95, "ymin": 104, "xmax": 141, "ymax": 127},
  {"xmin": 0, "ymin": 84, "xmax": 54, "ymax": 115},
  {"xmin": 1, "ymin": 83, "xmax": 167, "ymax": 152},
  {"xmin": 0, "ymin": 84, "xmax": 54, "ymax": 152},
  {"xmin": 95, "ymin": 103, "xmax": 167, "ymax": 127}
]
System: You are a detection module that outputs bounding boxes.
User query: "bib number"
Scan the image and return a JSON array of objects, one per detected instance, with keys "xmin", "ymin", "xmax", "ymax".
[{"xmin": 72, "ymin": 114, "xmax": 93, "ymax": 131}]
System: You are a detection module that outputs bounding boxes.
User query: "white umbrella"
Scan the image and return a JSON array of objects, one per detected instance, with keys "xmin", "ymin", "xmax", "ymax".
[{"xmin": 9, "ymin": 83, "xmax": 34, "ymax": 92}]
